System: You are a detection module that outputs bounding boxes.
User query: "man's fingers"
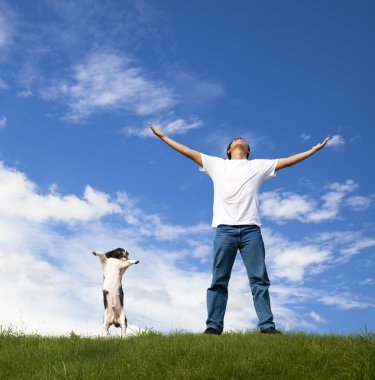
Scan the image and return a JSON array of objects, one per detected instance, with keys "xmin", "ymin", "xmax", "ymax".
[
  {"xmin": 148, "ymin": 122, "xmax": 157, "ymax": 134},
  {"xmin": 312, "ymin": 136, "xmax": 330, "ymax": 151}
]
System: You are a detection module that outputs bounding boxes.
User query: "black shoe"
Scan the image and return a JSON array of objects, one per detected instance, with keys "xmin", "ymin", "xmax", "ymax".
[
  {"xmin": 203, "ymin": 327, "xmax": 221, "ymax": 335},
  {"xmin": 260, "ymin": 327, "xmax": 282, "ymax": 334}
]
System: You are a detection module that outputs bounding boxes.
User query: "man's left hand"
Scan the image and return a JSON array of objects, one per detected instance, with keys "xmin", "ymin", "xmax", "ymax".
[{"xmin": 311, "ymin": 136, "xmax": 330, "ymax": 153}]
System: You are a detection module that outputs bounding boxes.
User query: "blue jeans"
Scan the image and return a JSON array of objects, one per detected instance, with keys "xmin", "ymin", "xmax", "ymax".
[{"xmin": 206, "ymin": 224, "xmax": 276, "ymax": 333}]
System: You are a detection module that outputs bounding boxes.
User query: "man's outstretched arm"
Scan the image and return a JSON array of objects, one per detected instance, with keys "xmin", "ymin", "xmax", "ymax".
[
  {"xmin": 276, "ymin": 136, "xmax": 330, "ymax": 171},
  {"xmin": 148, "ymin": 122, "xmax": 203, "ymax": 166}
]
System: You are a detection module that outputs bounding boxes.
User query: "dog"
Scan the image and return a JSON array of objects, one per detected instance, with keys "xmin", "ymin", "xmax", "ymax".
[{"xmin": 92, "ymin": 247, "xmax": 139, "ymax": 337}]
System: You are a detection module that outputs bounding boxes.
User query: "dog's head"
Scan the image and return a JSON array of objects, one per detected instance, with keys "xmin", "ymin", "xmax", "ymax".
[{"xmin": 105, "ymin": 247, "xmax": 129, "ymax": 261}]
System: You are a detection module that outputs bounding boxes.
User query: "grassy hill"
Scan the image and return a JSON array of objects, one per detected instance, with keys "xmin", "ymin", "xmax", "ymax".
[{"xmin": 0, "ymin": 327, "xmax": 374, "ymax": 379}]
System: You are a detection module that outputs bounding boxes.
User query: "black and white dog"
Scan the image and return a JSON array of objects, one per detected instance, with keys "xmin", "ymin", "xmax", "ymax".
[{"xmin": 92, "ymin": 248, "xmax": 139, "ymax": 337}]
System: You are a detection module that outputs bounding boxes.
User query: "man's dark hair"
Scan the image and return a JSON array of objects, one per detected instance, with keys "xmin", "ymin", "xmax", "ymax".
[{"xmin": 226, "ymin": 137, "xmax": 250, "ymax": 159}]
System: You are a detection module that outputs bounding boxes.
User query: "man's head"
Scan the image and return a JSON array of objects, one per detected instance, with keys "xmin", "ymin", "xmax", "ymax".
[{"xmin": 226, "ymin": 137, "xmax": 250, "ymax": 160}]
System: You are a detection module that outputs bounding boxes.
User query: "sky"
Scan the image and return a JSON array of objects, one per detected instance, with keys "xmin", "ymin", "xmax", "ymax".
[{"xmin": 0, "ymin": 0, "xmax": 374, "ymax": 337}]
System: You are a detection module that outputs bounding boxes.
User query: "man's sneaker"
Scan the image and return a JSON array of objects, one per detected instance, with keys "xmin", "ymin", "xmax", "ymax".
[
  {"xmin": 203, "ymin": 327, "xmax": 221, "ymax": 335},
  {"xmin": 260, "ymin": 327, "xmax": 282, "ymax": 334}
]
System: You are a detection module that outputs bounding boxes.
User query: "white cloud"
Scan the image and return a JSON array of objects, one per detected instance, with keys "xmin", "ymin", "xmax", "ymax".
[
  {"xmin": 319, "ymin": 294, "xmax": 373, "ymax": 310},
  {"xmin": 0, "ymin": 3, "xmax": 14, "ymax": 49},
  {"xmin": 325, "ymin": 180, "xmax": 358, "ymax": 193},
  {"xmin": 326, "ymin": 134, "xmax": 345, "ymax": 150},
  {"xmin": 300, "ymin": 132, "xmax": 311, "ymax": 142},
  {"xmin": 308, "ymin": 311, "xmax": 326, "ymax": 323},
  {"xmin": 346, "ymin": 195, "xmax": 374, "ymax": 211},
  {"xmin": 0, "ymin": 77, "xmax": 8, "ymax": 90},
  {"xmin": 115, "ymin": 191, "xmax": 211, "ymax": 241},
  {"xmin": 306, "ymin": 230, "xmax": 375, "ymax": 263},
  {"xmin": 359, "ymin": 278, "xmax": 374, "ymax": 286},
  {"xmin": 17, "ymin": 89, "xmax": 33, "ymax": 97},
  {"xmin": 42, "ymin": 51, "xmax": 177, "ymax": 122},
  {"xmin": 0, "ymin": 159, "xmax": 213, "ymax": 335},
  {"xmin": 0, "ymin": 116, "xmax": 6, "ymax": 128},
  {"xmin": 41, "ymin": 0, "xmax": 168, "ymax": 53},
  {"xmin": 339, "ymin": 238, "xmax": 375, "ymax": 258},
  {"xmin": 262, "ymin": 227, "xmax": 332, "ymax": 283},
  {"xmin": 124, "ymin": 118, "xmax": 203, "ymax": 138},
  {"xmin": 0, "ymin": 161, "xmax": 122, "ymax": 223},
  {"xmin": 260, "ymin": 191, "xmax": 315, "ymax": 223},
  {"xmin": 260, "ymin": 179, "xmax": 364, "ymax": 223},
  {"xmin": 0, "ymin": 160, "xmax": 374, "ymax": 336}
]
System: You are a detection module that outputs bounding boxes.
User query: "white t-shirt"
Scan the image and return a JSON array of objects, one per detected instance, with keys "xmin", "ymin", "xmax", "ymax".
[{"xmin": 199, "ymin": 153, "xmax": 279, "ymax": 227}]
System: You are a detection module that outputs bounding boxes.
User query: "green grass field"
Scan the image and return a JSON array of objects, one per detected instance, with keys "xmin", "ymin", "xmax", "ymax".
[{"xmin": 0, "ymin": 327, "xmax": 374, "ymax": 379}]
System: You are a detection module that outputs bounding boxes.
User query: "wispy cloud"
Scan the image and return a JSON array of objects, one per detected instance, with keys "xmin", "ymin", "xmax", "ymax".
[
  {"xmin": 42, "ymin": 51, "xmax": 177, "ymax": 122},
  {"xmin": 41, "ymin": 0, "xmax": 170, "ymax": 55},
  {"xmin": 0, "ymin": 2, "xmax": 14, "ymax": 49},
  {"xmin": 1, "ymin": 159, "xmax": 373, "ymax": 335},
  {"xmin": 260, "ymin": 179, "xmax": 369, "ymax": 223},
  {"xmin": 0, "ymin": 77, "xmax": 8, "ymax": 90},
  {"xmin": 306, "ymin": 229, "xmax": 375, "ymax": 263},
  {"xmin": 359, "ymin": 278, "xmax": 374, "ymax": 286},
  {"xmin": 345, "ymin": 195, "xmax": 374, "ymax": 211},
  {"xmin": 3, "ymin": 0, "xmax": 174, "ymax": 95},
  {"xmin": 1, "ymin": 1, "xmax": 215, "ymax": 140},
  {"xmin": 0, "ymin": 116, "xmax": 6, "ymax": 128},
  {"xmin": 308, "ymin": 311, "xmax": 327, "ymax": 323},
  {"xmin": 262, "ymin": 227, "xmax": 332, "ymax": 283},
  {"xmin": 326, "ymin": 134, "xmax": 346, "ymax": 150},
  {"xmin": 17, "ymin": 89, "xmax": 33, "ymax": 97},
  {"xmin": 300, "ymin": 132, "xmax": 311, "ymax": 142},
  {"xmin": 124, "ymin": 118, "xmax": 203, "ymax": 138},
  {"xmin": 339, "ymin": 238, "xmax": 375, "ymax": 259},
  {"xmin": 319, "ymin": 294, "xmax": 373, "ymax": 310}
]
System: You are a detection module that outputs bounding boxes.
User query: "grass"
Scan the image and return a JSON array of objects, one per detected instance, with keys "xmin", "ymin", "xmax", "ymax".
[{"xmin": 0, "ymin": 326, "xmax": 374, "ymax": 379}]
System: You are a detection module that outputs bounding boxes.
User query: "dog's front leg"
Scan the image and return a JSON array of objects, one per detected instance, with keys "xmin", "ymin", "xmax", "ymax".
[
  {"xmin": 120, "ymin": 259, "xmax": 139, "ymax": 270},
  {"xmin": 93, "ymin": 251, "xmax": 107, "ymax": 264}
]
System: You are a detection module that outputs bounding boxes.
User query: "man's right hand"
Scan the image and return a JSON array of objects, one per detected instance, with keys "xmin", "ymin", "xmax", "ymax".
[
  {"xmin": 147, "ymin": 121, "xmax": 203, "ymax": 167},
  {"xmin": 148, "ymin": 121, "xmax": 165, "ymax": 138}
]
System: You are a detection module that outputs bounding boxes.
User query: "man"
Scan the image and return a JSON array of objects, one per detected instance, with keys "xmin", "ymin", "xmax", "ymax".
[{"xmin": 148, "ymin": 121, "xmax": 329, "ymax": 335}]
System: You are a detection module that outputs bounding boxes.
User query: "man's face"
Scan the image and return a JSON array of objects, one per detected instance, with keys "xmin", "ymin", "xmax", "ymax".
[{"xmin": 228, "ymin": 138, "xmax": 249, "ymax": 158}]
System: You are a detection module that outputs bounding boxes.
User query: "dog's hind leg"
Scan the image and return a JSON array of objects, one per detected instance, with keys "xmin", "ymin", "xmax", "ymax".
[
  {"xmin": 119, "ymin": 310, "xmax": 127, "ymax": 337},
  {"xmin": 102, "ymin": 323, "xmax": 110, "ymax": 337},
  {"xmin": 102, "ymin": 319, "xmax": 111, "ymax": 337},
  {"xmin": 102, "ymin": 308, "xmax": 111, "ymax": 337}
]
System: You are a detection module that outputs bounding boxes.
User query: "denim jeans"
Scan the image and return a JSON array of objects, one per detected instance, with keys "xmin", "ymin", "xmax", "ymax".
[{"xmin": 206, "ymin": 224, "xmax": 275, "ymax": 333}]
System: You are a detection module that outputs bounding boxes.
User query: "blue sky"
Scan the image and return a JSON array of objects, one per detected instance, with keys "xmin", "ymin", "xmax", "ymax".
[{"xmin": 0, "ymin": 0, "xmax": 374, "ymax": 336}]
